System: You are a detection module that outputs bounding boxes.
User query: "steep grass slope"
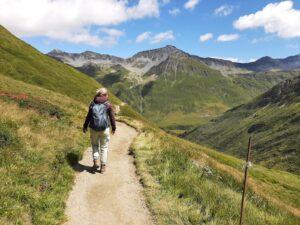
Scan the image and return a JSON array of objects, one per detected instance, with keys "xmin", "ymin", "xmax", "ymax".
[
  {"xmin": 0, "ymin": 25, "xmax": 120, "ymax": 104},
  {"xmin": 0, "ymin": 74, "xmax": 91, "ymax": 224},
  {"xmin": 184, "ymin": 76, "xmax": 300, "ymax": 174}
]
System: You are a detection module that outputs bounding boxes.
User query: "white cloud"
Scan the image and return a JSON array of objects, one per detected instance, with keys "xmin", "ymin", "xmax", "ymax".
[
  {"xmin": 136, "ymin": 30, "xmax": 175, "ymax": 44},
  {"xmin": 136, "ymin": 31, "xmax": 152, "ymax": 43},
  {"xmin": 217, "ymin": 34, "xmax": 240, "ymax": 42},
  {"xmin": 214, "ymin": 5, "xmax": 234, "ymax": 16},
  {"xmin": 100, "ymin": 28, "xmax": 124, "ymax": 45},
  {"xmin": 184, "ymin": 0, "xmax": 200, "ymax": 10},
  {"xmin": 210, "ymin": 56, "xmax": 256, "ymax": 63},
  {"xmin": 199, "ymin": 33, "xmax": 213, "ymax": 42},
  {"xmin": 233, "ymin": 1, "xmax": 300, "ymax": 38},
  {"xmin": 210, "ymin": 56, "xmax": 238, "ymax": 62},
  {"xmin": 151, "ymin": 30, "xmax": 175, "ymax": 43},
  {"xmin": 169, "ymin": 8, "xmax": 180, "ymax": 16},
  {"xmin": 0, "ymin": 0, "xmax": 159, "ymax": 46}
]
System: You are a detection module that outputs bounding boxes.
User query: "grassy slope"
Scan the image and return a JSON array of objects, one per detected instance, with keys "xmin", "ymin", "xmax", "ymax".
[
  {"xmin": 0, "ymin": 25, "xmax": 119, "ymax": 105},
  {"xmin": 184, "ymin": 76, "xmax": 300, "ymax": 174},
  {"xmin": 0, "ymin": 74, "xmax": 91, "ymax": 224},
  {"xmin": 0, "ymin": 25, "xmax": 120, "ymax": 224},
  {"xmin": 119, "ymin": 115, "xmax": 299, "ymax": 225}
]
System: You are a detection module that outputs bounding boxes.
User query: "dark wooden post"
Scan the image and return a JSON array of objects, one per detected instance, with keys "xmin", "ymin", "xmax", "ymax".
[{"xmin": 239, "ymin": 137, "xmax": 252, "ymax": 225}]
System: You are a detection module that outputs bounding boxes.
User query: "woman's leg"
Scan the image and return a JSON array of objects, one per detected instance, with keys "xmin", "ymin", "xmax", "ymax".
[
  {"xmin": 90, "ymin": 129, "xmax": 100, "ymax": 162},
  {"xmin": 99, "ymin": 128, "xmax": 110, "ymax": 165}
]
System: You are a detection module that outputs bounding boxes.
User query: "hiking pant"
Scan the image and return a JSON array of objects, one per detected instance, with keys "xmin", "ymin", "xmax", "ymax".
[{"xmin": 90, "ymin": 128, "xmax": 110, "ymax": 164}]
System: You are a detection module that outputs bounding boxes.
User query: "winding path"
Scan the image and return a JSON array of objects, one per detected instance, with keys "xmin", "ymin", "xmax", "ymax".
[{"xmin": 64, "ymin": 122, "xmax": 153, "ymax": 225}]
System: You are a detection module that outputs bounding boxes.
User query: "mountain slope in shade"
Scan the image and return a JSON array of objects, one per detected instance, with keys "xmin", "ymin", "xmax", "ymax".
[
  {"xmin": 183, "ymin": 76, "xmax": 300, "ymax": 174},
  {"xmin": 236, "ymin": 55, "xmax": 300, "ymax": 72}
]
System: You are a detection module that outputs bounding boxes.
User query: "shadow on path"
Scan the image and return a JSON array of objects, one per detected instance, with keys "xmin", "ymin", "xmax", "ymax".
[{"xmin": 67, "ymin": 152, "xmax": 96, "ymax": 174}]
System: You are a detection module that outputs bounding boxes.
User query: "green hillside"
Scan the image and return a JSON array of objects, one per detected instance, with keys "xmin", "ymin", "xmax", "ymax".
[
  {"xmin": 184, "ymin": 76, "xmax": 300, "ymax": 174},
  {"xmin": 0, "ymin": 25, "xmax": 120, "ymax": 105},
  {"xmin": 0, "ymin": 25, "xmax": 299, "ymax": 225}
]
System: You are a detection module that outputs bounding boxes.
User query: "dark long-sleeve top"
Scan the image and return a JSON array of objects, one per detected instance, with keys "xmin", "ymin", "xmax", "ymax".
[{"xmin": 83, "ymin": 97, "xmax": 116, "ymax": 131}]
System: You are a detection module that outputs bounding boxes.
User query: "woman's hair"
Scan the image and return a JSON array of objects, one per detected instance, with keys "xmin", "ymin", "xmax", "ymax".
[{"xmin": 96, "ymin": 87, "xmax": 108, "ymax": 96}]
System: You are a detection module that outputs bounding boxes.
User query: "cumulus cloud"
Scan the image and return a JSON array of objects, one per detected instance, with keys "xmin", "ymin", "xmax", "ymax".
[
  {"xmin": 199, "ymin": 33, "xmax": 213, "ymax": 42},
  {"xmin": 214, "ymin": 5, "xmax": 234, "ymax": 16},
  {"xmin": 184, "ymin": 0, "xmax": 200, "ymax": 10},
  {"xmin": 0, "ymin": 0, "xmax": 160, "ymax": 46},
  {"xmin": 233, "ymin": 1, "xmax": 300, "ymax": 38},
  {"xmin": 151, "ymin": 30, "xmax": 175, "ymax": 43},
  {"xmin": 217, "ymin": 34, "xmax": 240, "ymax": 42},
  {"xmin": 136, "ymin": 30, "xmax": 175, "ymax": 44},
  {"xmin": 136, "ymin": 31, "xmax": 152, "ymax": 43},
  {"xmin": 169, "ymin": 8, "xmax": 180, "ymax": 16}
]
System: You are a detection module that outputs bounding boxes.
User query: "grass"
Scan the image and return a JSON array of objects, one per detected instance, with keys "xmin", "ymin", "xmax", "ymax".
[
  {"xmin": 119, "ymin": 116, "xmax": 299, "ymax": 225},
  {"xmin": 0, "ymin": 74, "xmax": 92, "ymax": 224}
]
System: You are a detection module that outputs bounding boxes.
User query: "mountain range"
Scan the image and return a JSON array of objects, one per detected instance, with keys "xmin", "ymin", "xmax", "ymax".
[
  {"xmin": 48, "ymin": 46, "xmax": 300, "ymax": 133},
  {"xmin": 48, "ymin": 46, "xmax": 300, "ymax": 75}
]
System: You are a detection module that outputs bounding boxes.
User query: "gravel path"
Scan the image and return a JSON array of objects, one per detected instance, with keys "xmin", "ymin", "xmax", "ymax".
[{"xmin": 64, "ymin": 122, "xmax": 153, "ymax": 225}]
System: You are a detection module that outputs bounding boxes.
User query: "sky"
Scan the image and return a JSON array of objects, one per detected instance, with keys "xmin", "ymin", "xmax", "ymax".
[{"xmin": 0, "ymin": 0, "xmax": 300, "ymax": 62}]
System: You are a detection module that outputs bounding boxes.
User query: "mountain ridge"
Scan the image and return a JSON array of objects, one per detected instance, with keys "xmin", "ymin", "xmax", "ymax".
[{"xmin": 47, "ymin": 46, "xmax": 300, "ymax": 75}]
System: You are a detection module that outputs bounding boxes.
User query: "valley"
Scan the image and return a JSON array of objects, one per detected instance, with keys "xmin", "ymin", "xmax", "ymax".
[{"xmin": 48, "ymin": 46, "xmax": 300, "ymax": 134}]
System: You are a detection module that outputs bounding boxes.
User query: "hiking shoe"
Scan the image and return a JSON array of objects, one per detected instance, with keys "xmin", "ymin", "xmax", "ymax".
[
  {"xmin": 93, "ymin": 159, "xmax": 100, "ymax": 169},
  {"xmin": 100, "ymin": 164, "xmax": 106, "ymax": 173}
]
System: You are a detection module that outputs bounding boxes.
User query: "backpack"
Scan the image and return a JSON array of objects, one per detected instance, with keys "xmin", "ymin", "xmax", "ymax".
[{"xmin": 89, "ymin": 102, "xmax": 109, "ymax": 131}]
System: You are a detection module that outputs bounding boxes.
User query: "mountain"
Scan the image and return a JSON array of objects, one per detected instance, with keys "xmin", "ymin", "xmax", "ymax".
[
  {"xmin": 183, "ymin": 76, "xmax": 300, "ymax": 174},
  {"xmin": 48, "ymin": 45, "xmax": 182, "ymax": 75},
  {"xmin": 48, "ymin": 46, "xmax": 300, "ymax": 133},
  {"xmin": 1, "ymin": 24, "xmax": 299, "ymax": 225},
  {"xmin": 236, "ymin": 55, "xmax": 300, "ymax": 72}
]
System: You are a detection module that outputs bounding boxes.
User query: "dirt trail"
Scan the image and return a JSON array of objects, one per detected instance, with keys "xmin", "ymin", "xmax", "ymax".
[{"xmin": 64, "ymin": 122, "xmax": 154, "ymax": 225}]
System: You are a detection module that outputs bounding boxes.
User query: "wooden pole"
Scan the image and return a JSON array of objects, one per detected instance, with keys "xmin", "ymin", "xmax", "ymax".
[{"xmin": 239, "ymin": 136, "xmax": 252, "ymax": 225}]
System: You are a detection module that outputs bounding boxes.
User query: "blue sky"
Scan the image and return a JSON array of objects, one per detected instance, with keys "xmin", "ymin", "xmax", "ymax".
[{"xmin": 1, "ymin": 0, "xmax": 300, "ymax": 62}]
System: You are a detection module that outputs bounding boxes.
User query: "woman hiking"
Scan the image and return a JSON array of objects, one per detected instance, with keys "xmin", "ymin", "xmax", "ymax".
[{"xmin": 83, "ymin": 88, "xmax": 116, "ymax": 173}]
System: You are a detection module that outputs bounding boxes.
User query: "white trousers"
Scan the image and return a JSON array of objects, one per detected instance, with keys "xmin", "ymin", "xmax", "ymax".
[{"xmin": 90, "ymin": 128, "xmax": 110, "ymax": 164}]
